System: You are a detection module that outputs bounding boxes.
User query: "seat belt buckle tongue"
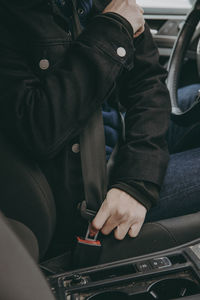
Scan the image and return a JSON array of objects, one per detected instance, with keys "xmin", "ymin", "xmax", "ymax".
[
  {"xmin": 73, "ymin": 224, "xmax": 102, "ymax": 269},
  {"xmin": 79, "ymin": 200, "xmax": 96, "ymax": 222},
  {"xmin": 77, "ymin": 225, "xmax": 100, "ymax": 246}
]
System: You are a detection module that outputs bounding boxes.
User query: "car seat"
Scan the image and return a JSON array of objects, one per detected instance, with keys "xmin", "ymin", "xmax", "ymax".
[
  {"xmin": 0, "ymin": 133, "xmax": 56, "ymax": 259},
  {"xmin": 1, "ymin": 131, "xmax": 200, "ymax": 265},
  {"xmin": 0, "ymin": 212, "xmax": 55, "ymax": 300}
]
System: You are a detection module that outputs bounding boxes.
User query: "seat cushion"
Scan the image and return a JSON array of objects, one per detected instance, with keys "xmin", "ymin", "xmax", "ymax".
[
  {"xmin": 0, "ymin": 213, "xmax": 55, "ymax": 300},
  {"xmin": 8, "ymin": 218, "xmax": 39, "ymax": 261},
  {"xmin": 98, "ymin": 212, "xmax": 200, "ymax": 265}
]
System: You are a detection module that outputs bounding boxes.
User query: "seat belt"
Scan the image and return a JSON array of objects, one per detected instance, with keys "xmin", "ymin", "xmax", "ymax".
[
  {"xmin": 71, "ymin": 0, "xmax": 107, "ymax": 222},
  {"xmin": 71, "ymin": 0, "xmax": 107, "ymax": 267},
  {"xmin": 79, "ymin": 107, "xmax": 107, "ymax": 219}
]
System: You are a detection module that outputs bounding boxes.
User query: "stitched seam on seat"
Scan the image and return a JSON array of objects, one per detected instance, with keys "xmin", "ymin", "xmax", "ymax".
[
  {"xmin": 17, "ymin": 164, "xmax": 56, "ymax": 233},
  {"xmin": 148, "ymin": 222, "xmax": 178, "ymax": 244}
]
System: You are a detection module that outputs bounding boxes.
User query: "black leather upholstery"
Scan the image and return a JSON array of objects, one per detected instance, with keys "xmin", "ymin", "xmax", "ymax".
[
  {"xmin": 0, "ymin": 213, "xmax": 55, "ymax": 300},
  {"xmin": 1, "ymin": 133, "xmax": 200, "ymax": 265},
  {"xmin": 0, "ymin": 134, "xmax": 56, "ymax": 258},
  {"xmin": 8, "ymin": 218, "xmax": 39, "ymax": 261},
  {"xmin": 99, "ymin": 212, "xmax": 200, "ymax": 264},
  {"xmin": 155, "ymin": 212, "xmax": 200, "ymax": 245}
]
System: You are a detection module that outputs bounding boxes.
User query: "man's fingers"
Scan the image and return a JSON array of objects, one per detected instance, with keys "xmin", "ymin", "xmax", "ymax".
[
  {"xmin": 134, "ymin": 24, "xmax": 145, "ymax": 38},
  {"xmin": 91, "ymin": 200, "xmax": 110, "ymax": 233},
  {"xmin": 128, "ymin": 222, "xmax": 143, "ymax": 238},
  {"xmin": 137, "ymin": 4, "xmax": 144, "ymax": 14},
  {"xmin": 101, "ymin": 215, "xmax": 120, "ymax": 236},
  {"xmin": 91, "ymin": 189, "xmax": 147, "ymax": 239},
  {"xmin": 114, "ymin": 221, "xmax": 132, "ymax": 240}
]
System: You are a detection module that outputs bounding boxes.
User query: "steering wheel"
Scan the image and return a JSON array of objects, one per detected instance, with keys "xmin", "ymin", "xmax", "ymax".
[
  {"xmin": 197, "ymin": 33, "xmax": 200, "ymax": 75},
  {"xmin": 167, "ymin": 0, "xmax": 200, "ymax": 126}
]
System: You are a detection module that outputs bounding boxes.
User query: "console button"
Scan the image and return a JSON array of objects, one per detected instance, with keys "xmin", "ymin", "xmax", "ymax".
[
  {"xmin": 136, "ymin": 261, "xmax": 151, "ymax": 272},
  {"xmin": 70, "ymin": 274, "xmax": 87, "ymax": 287},
  {"xmin": 150, "ymin": 257, "xmax": 172, "ymax": 269}
]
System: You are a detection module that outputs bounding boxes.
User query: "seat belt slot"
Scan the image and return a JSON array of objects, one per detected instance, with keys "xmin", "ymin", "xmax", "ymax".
[{"xmin": 73, "ymin": 225, "xmax": 102, "ymax": 269}]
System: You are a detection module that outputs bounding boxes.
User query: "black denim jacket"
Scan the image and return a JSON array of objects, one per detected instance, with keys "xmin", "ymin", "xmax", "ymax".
[{"xmin": 0, "ymin": 0, "xmax": 171, "ymax": 219}]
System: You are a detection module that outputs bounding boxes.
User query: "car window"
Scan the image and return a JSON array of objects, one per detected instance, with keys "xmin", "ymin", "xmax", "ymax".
[
  {"xmin": 137, "ymin": 0, "xmax": 194, "ymax": 15},
  {"xmin": 138, "ymin": 0, "xmax": 193, "ymax": 7}
]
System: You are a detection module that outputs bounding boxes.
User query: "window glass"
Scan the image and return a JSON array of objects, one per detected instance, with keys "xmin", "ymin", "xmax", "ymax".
[{"xmin": 137, "ymin": 0, "xmax": 193, "ymax": 10}]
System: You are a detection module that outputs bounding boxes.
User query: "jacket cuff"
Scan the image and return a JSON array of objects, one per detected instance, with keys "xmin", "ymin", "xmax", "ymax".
[
  {"xmin": 103, "ymin": 12, "xmax": 134, "ymax": 37},
  {"xmin": 109, "ymin": 181, "xmax": 160, "ymax": 211},
  {"xmin": 110, "ymin": 147, "xmax": 169, "ymax": 187},
  {"xmin": 77, "ymin": 13, "xmax": 135, "ymax": 71}
]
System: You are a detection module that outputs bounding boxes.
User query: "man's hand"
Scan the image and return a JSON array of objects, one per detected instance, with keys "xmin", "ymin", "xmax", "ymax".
[
  {"xmin": 103, "ymin": 0, "xmax": 145, "ymax": 38},
  {"xmin": 90, "ymin": 188, "xmax": 147, "ymax": 240}
]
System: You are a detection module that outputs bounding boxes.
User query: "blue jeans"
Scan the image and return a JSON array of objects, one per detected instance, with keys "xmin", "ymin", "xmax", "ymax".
[{"xmin": 146, "ymin": 84, "xmax": 200, "ymax": 222}]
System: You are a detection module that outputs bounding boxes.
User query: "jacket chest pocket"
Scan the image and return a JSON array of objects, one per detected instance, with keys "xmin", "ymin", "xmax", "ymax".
[{"xmin": 26, "ymin": 39, "xmax": 72, "ymax": 76}]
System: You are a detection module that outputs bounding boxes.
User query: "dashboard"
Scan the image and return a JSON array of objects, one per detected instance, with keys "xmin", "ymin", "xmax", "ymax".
[
  {"xmin": 137, "ymin": 0, "xmax": 199, "ymax": 85},
  {"xmin": 138, "ymin": 0, "xmax": 195, "ymax": 58},
  {"xmin": 138, "ymin": 0, "xmax": 193, "ymax": 15}
]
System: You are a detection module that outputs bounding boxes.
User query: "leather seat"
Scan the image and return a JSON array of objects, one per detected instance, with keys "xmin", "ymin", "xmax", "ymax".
[
  {"xmin": 0, "ymin": 213, "xmax": 55, "ymax": 300},
  {"xmin": 0, "ymin": 132, "xmax": 200, "ymax": 264},
  {"xmin": 99, "ymin": 212, "xmax": 200, "ymax": 264},
  {"xmin": 8, "ymin": 218, "xmax": 39, "ymax": 261},
  {"xmin": 0, "ymin": 133, "xmax": 56, "ymax": 259}
]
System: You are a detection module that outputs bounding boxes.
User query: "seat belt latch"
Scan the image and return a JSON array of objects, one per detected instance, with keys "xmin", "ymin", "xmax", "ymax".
[
  {"xmin": 73, "ymin": 224, "xmax": 102, "ymax": 269},
  {"xmin": 78, "ymin": 200, "xmax": 96, "ymax": 222},
  {"xmin": 77, "ymin": 225, "xmax": 101, "ymax": 247}
]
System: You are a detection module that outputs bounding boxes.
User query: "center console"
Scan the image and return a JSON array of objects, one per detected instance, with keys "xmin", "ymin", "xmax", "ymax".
[{"xmin": 48, "ymin": 239, "xmax": 200, "ymax": 300}]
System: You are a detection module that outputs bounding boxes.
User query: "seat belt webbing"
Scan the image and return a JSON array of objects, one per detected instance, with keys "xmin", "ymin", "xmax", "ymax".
[{"xmin": 72, "ymin": 0, "xmax": 107, "ymax": 219}]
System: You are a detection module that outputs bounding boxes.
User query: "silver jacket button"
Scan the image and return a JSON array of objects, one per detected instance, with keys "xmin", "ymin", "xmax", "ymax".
[
  {"xmin": 72, "ymin": 143, "xmax": 80, "ymax": 153},
  {"xmin": 78, "ymin": 8, "xmax": 85, "ymax": 16},
  {"xmin": 39, "ymin": 59, "xmax": 50, "ymax": 70},
  {"xmin": 117, "ymin": 47, "xmax": 126, "ymax": 57}
]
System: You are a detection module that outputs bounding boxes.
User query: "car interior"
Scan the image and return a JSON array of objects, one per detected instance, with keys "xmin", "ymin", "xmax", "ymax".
[{"xmin": 1, "ymin": 0, "xmax": 200, "ymax": 299}]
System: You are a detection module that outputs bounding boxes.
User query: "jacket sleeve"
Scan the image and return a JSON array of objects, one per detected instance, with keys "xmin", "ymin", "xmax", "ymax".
[
  {"xmin": 110, "ymin": 24, "xmax": 171, "ymax": 205},
  {"xmin": 0, "ymin": 1, "xmax": 134, "ymax": 159}
]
